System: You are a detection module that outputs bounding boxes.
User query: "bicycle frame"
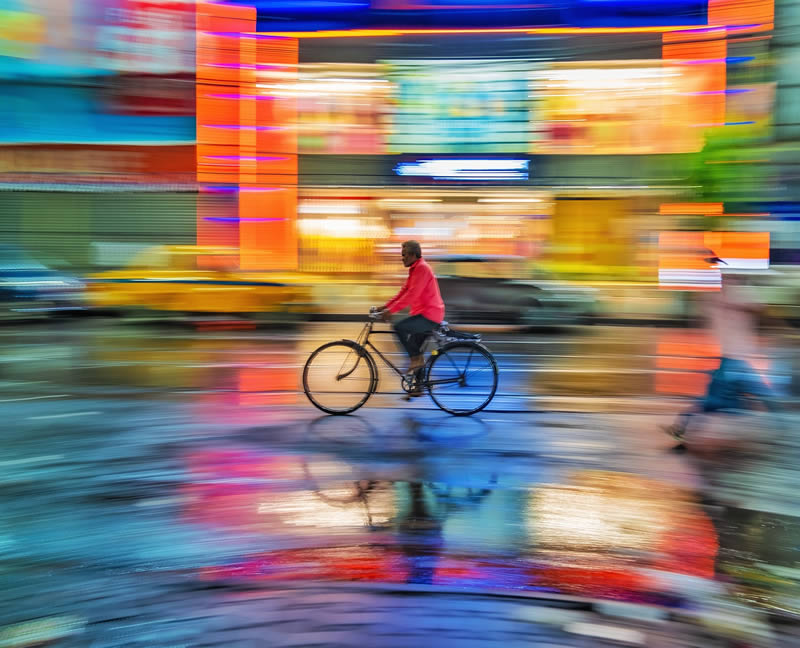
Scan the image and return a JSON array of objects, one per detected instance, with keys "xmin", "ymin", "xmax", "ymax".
[
  {"xmin": 353, "ymin": 319, "xmax": 406, "ymax": 378},
  {"xmin": 347, "ymin": 319, "xmax": 472, "ymax": 388}
]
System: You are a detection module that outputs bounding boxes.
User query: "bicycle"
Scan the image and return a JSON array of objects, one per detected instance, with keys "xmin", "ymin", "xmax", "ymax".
[{"xmin": 303, "ymin": 309, "xmax": 499, "ymax": 416}]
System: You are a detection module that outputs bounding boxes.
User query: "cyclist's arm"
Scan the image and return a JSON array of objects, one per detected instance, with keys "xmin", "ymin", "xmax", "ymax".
[
  {"xmin": 385, "ymin": 268, "xmax": 431, "ymax": 314},
  {"xmin": 383, "ymin": 276, "xmax": 411, "ymax": 312}
]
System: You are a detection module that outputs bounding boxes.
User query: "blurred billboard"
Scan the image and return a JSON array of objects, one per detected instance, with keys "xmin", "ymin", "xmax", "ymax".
[
  {"xmin": 658, "ymin": 230, "xmax": 770, "ymax": 290},
  {"xmin": 0, "ymin": 84, "xmax": 194, "ymax": 145},
  {"xmin": 295, "ymin": 63, "xmax": 391, "ymax": 154},
  {"xmin": 385, "ymin": 59, "xmax": 532, "ymax": 154},
  {"xmin": 0, "ymin": 0, "xmax": 194, "ymax": 78},
  {"xmin": 274, "ymin": 58, "xmax": 722, "ymax": 156},
  {"xmin": 531, "ymin": 62, "xmax": 712, "ymax": 155}
]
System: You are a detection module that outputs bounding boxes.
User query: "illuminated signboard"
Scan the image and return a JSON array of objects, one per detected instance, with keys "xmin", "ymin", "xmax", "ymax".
[
  {"xmin": 531, "ymin": 62, "xmax": 713, "ymax": 155},
  {"xmin": 385, "ymin": 59, "xmax": 712, "ymax": 156},
  {"xmin": 385, "ymin": 59, "xmax": 533, "ymax": 154},
  {"xmin": 394, "ymin": 158, "xmax": 529, "ymax": 181},
  {"xmin": 658, "ymin": 231, "xmax": 770, "ymax": 290},
  {"xmin": 0, "ymin": 0, "xmax": 194, "ymax": 79},
  {"xmin": 94, "ymin": 0, "xmax": 194, "ymax": 74},
  {"xmin": 293, "ymin": 64, "xmax": 390, "ymax": 154},
  {"xmin": 0, "ymin": 84, "xmax": 194, "ymax": 144}
]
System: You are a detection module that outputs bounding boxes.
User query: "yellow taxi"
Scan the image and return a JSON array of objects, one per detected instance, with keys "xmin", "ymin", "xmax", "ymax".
[{"xmin": 86, "ymin": 245, "xmax": 316, "ymax": 318}]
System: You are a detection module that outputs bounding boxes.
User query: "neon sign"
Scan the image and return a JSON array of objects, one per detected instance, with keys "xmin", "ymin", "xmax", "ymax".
[{"xmin": 394, "ymin": 158, "xmax": 529, "ymax": 181}]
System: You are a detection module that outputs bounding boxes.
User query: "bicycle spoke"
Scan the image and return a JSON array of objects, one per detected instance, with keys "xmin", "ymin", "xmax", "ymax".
[
  {"xmin": 427, "ymin": 343, "xmax": 498, "ymax": 415},
  {"xmin": 464, "ymin": 346, "xmax": 474, "ymax": 374}
]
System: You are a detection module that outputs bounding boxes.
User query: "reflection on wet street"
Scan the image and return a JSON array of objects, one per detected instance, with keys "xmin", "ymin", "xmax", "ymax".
[{"xmin": 2, "ymin": 320, "xmax": 800, "ymax": 646}]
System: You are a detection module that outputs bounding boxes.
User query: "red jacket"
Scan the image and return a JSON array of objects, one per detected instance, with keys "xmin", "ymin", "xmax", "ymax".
[{"xmin": 383, "ymin": 258, "xmax": 445, "ymax": 324}]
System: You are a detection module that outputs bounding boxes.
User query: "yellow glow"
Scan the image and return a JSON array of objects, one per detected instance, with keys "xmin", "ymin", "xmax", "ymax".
[
  {"xmin": 478, "ymin": 198, "xmax": 542, "ymax": 203},
  {"xmin": 378, "ymin": 198, "xmax": 442, "ymax": 204},
  {"xmin": 298, "ymin": 218, "xmax": 390, "ymax": 238},
  {"xmin": 528, "ymin": 472, "xmax": 695, "ymax": 552},
  {"xmin": 258, "ymin": 488, "xmax": 394, "ymax": 528}
]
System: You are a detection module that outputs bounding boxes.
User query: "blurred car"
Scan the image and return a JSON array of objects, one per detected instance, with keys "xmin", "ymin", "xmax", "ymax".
[
  {"xmin": 86, "ymin": 245, "xmax": 315, "ymax": 320},
  {"xmin": 429, "ymin": 255, "xmax": 595, "ymax": 327},
  {"xmin": 0, "ymin": 244, "xmax": 85, "ymax": 319}
]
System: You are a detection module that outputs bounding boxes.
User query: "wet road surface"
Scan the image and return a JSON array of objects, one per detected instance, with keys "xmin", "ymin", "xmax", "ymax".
[{"xmin": 2, "ymin": 319, "xmax": 800, "ymax": 646}]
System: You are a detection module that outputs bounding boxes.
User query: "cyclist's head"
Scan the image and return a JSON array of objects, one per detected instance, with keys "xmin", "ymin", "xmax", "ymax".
[{"xmin": 401, "ymin": 240, "xmax": 422, "ymax": 267}]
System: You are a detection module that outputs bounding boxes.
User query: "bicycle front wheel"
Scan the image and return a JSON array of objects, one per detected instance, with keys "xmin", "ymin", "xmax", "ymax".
[
  {"xmin": 426, "ymin": 342, "xmax": 498, "ymax": 415},
  {"xmin": 303, "ymin": 341, "xmax": 377, "ymax": 415}
]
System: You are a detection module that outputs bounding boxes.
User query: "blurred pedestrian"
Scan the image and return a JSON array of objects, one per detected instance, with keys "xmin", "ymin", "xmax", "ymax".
[{"xmin": 663, "ymin": 254, "xmax": 776, "ymax": 449}]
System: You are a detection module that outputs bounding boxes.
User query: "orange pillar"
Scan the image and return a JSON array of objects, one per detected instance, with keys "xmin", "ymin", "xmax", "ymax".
[
  {"xmin": 239, "ymin": 36, "xmax": 298, "ymax": 270},
  {"xmin": 195, "ymin": 3, "xmax": 299, "ymax": 270},
  {"xmin": 196, "ymin": 2, "xmax": 257, "ymax": 254}
]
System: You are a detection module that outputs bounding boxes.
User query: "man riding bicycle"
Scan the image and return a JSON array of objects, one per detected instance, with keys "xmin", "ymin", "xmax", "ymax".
[{"xmin": 377, "ymin": 240, "xmax": 445, "ymax": 397}]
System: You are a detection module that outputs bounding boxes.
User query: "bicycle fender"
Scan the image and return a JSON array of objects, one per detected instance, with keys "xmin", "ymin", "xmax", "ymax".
[
  {"xmin": 337, "ymin": 339, "xmax": 379, "ymax": 394},
  {"xmin": 339, "ymin": 339, "xmax": 369, "ymax": 354}
]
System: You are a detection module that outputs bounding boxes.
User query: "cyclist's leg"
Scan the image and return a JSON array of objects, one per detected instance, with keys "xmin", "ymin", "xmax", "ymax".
[
  {"xmin": 394, "ymin": 315, "xmax": 437, "ymax": 371},
  {"xmin": 407, "ymin": 321, "xmax": 437, "ymax": 360},
  {"xmin": 394, "ymin": 316, "xmax": 437, "ymax": 399},
  {"xmin": 393, "ymin": 316, "xmax": 415, "ymax": 357}
]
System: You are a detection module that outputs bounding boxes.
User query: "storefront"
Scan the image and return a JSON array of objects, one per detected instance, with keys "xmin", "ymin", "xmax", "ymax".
[
  {"xmin": 196, "ymin": 1, "xmax": 771, "ymax": 283},
  {"xmin": 292, "ymin": 184, "xmax": 689, "ymax": 284},
  {"xmin": 295, "ymin": 187, "xmax": 551, "ymax": 274}
]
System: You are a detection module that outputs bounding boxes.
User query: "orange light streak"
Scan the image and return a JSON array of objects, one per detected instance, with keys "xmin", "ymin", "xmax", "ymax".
[{"xmin": 659, "ymin": 203, "xmax": 724, "ymax": 215}]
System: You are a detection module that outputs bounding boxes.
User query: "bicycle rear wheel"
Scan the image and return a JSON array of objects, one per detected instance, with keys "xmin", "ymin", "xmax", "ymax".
[
  {"xmin": 426, "ymin": 342, "xmax": 498, "ymax": 415},
  {"xmin": 303, "ymin": 341, "xmax": 377, "ymax": 414}
]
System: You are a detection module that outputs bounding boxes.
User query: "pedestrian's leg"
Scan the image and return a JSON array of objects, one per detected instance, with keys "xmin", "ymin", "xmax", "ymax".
[
  {"xmin": 732, "ymin": 359, "xmax": 778, "ymax": 412},
  {"xmin": 664, "ymin": 360, "xmax": 726, "ymax": 444}
]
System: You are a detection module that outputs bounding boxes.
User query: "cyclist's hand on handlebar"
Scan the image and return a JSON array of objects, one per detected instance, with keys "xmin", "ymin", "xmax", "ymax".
[{"xmin": 369, "ymin": 307, "xmax": 390, "ymax": 322}]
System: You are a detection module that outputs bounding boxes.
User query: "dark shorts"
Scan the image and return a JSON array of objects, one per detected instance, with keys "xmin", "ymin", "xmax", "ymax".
[
  {"xmin": 393, "ymin": 315, "xmax": 439, "ymax": 358},
  {"xmin": 702, "ymin": 357, "xmax": 774, "ymax": 412}
]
